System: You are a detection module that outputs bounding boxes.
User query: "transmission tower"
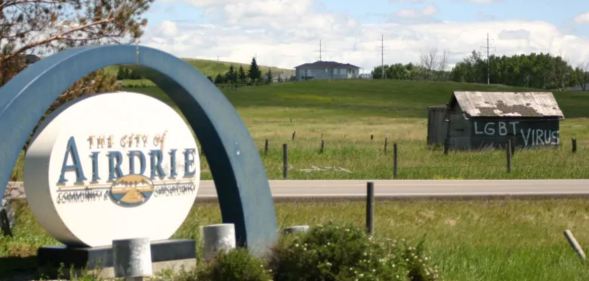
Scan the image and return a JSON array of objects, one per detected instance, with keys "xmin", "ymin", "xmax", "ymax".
[
  {"xmin": 381, "ymin": 34, "xmax": 385, "ymax": 79},
  {"xmin": 480, "ymin": 33, "xmax": 495, "ymax": 85}
]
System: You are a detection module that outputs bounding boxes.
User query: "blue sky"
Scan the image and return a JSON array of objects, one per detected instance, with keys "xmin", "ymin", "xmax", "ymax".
[{"xmin": 141, "ymin": 0, "xmax": 589, "ymax": 71}]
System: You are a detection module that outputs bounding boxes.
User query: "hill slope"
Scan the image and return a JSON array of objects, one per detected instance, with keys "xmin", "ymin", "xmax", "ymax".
[
  {"xmin": 130, "ymin": 79, "xmax": 589, "ymax": 119},
  {"xmin": 184, "ymin": 58, "xmax": 294, "ymax": 79},
  {"xmin": 222, "ymin": 80, "xmax": 589, "ymax": 119}
]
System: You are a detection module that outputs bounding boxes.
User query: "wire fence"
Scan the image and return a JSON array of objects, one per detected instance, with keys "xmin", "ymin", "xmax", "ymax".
[{"xmin": 257, "ymin": 136, "xmax": 586, "ymax": 179}]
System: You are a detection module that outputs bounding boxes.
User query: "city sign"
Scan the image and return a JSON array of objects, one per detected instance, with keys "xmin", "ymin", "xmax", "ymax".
[
  {"xmin": 25, "ymin": 92, "xmax": 200, "ymax": 247},
  {"xmin": 0, "ymin": 45, "xmax": 276, "ymax": 254}
]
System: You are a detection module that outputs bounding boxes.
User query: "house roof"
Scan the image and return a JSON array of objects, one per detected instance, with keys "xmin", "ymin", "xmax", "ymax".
[
  {"xmin": 450, "ymin": 91, "xmax": 564, "ymax": 118},
  {"xmin": 295, "ymin": 61, "xmax": 359, "ymax": 69}
]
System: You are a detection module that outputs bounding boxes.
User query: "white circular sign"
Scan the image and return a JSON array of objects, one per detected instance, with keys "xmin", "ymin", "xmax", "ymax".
[{"xmin": 24, "ymin": 92, "xmax": 200, "ymax": 247}]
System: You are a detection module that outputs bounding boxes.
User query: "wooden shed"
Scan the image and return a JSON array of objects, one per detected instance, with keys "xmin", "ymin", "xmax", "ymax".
[
  {"xmin": 427, "ymin": 105, "xmax": 448, "ymax": 146},
  {"xmin": 428, "ymin": 91, "xmax": 565, "ymax": 150}
]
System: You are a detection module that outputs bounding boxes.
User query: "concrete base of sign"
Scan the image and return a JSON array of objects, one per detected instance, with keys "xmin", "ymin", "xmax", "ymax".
[{"xmin": 37, "ymin": 239, "xmax": 195, "ymax": 278}]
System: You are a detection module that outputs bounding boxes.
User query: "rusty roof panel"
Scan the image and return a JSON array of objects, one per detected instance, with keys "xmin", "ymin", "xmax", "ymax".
[{"xmin": 452, "ymin": 91, "xmax": 564, "ymax": 118}]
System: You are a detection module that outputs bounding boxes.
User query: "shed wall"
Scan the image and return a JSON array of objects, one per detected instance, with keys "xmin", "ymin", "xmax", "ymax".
[
  {"xmin": 448, "ymin": 111, "xmax": 472, "ymax": 150},
  {"xmin": 447, "ymin": 116, "xmax": 560, "ymax": 150},
  {"xmin": 427, "ymin": 106, "xmax": 448, "ymax": 146},
  {"xmin": 469, "ymin": 118, "xmax": 560, "ymax": 148}
]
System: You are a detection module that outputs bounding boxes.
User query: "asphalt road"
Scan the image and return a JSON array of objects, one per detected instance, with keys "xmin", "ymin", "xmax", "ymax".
[{"xmin": 196, "ymin": 179, "xmax": 589, "ymax": 200}]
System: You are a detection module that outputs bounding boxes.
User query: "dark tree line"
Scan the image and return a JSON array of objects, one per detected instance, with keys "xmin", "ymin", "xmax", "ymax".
[
  {"xmin": 372, "ymin": 51, "xmax": 589, "ymax": 91},
  {"xmin": 372, "ymin": 63, "xmax": 448, "ymax": 81},
  {"xmin": 451, "ymin": 51, "xmax": 589, "ymax": 90},
  {"xmin": 372, "ymin": 49, "xmax": 449, "ymax": 81},
  {"xmin": 213, "ymin": 57, "xmax": 275, "ymax": 86}
]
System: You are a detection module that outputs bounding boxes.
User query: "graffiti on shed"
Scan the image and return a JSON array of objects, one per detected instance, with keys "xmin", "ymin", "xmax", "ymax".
[{"xmin": 427, "ymin": 91, "xmax": 564, "ymax": 150}]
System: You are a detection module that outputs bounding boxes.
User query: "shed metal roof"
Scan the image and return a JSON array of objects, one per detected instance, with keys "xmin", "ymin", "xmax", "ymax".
[
  {"xmin": 450, "ymin": 91, "xmax": 564, "ymax": 118},
  {"xmin": 295, "ymin": 61, "xmax": 359, "ymax": 69}
]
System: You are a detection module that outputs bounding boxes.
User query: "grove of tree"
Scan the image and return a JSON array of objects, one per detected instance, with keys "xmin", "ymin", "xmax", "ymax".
[{"xmin": 372, "ymin": 50, "xmax": 589, "ymax": 90}]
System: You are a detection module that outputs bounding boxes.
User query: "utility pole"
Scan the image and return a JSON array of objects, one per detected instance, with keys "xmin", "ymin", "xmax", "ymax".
[
  {"xmin": 381, "ymin": 34, "xmax": 385, "ymax": 79},
  {"xmin": 319, "ymin": 40, "xmax": 322, "ymax": 61},
  {"xmin": 486, "ymin": 33, "xmax": 490, "ymax": 85}
]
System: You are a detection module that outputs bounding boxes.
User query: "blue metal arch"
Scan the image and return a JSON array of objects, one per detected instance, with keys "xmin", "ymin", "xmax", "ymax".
[{"xmin": 0, "ymin": 45, "xmax": 277, "ymax": 254}]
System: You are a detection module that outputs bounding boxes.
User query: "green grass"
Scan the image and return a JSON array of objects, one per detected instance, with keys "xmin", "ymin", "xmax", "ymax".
[
  {"xmin": 221, "ymin": 79, "xmax": 589, "ymax": 119},
  {"xmin": 226, "ymin": 80, "xmax": 524, "ymax": 118},
  {"xmin": 6, "ymin": 61, "xmax": 589, "ymax": 279},
  {"xmin": 266, "ymin": 199, "xmax": 589, "ymax": 281},
  {"xmin": 3, "ymin": 199, "xmax": 589, "ymax": 281},
  {"xmin": 117, "ymin": 79, "xmax": 589, "ymax": 180}
]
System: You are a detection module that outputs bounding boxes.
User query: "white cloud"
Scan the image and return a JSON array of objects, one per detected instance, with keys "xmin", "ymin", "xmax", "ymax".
[
  {"xmin": 498, "ymin": 29, "xmax": 530, "ymax": 40},
  {"xmin": 141, "ymin": 1, "xmax": 589, "ymax": 72},
  {"xmin": 395, "ymin": 5, "xmax": 437, "ymax": 18},
  {"xmin": 575, "ymin": 12, "xmax": 589, "ymax": 24}
]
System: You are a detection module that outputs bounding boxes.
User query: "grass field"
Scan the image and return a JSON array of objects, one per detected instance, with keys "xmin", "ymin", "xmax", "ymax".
[
  {"xmin": 120, "ymin": 79, "xmax": 589, "ymax": 180},
  {"xmin": 3, "ymin": 69, "xmax": 589, "ymax": 280},
  {"xmin": 2, "ymin": 199, "xmax": 589, "ymax": 281},
  {"xmin": 12, "ymin": 79, "xmax": 588, "ymax": 180}
]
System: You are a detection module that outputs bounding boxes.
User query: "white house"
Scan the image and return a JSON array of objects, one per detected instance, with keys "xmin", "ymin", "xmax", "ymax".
[{"xmin": 295, "ymin": 61, "xmax": 359, "ymax": 80}]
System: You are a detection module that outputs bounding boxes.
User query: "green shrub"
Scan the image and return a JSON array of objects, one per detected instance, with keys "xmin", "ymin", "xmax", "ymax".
[
  {"xmin": 198, "ymin": 249, "xmax": 271, "ymax": 281},
  {"xmin": 270, "ymin": 223, "xmax": 440, "ymax": 281},
  {"xmin": 402, "ymin": 239, "xmax": 440, "ymax": 281}
]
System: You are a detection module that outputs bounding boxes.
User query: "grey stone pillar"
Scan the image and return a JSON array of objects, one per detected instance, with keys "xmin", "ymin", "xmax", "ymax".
[
  {"xmin": 202, "ymin": 223, "xmax": 236, "ymax": 260},
  {"xmin": 283, "ymin": 225, "xmax": 310, "ymax": 234},
  {"xmin": 112, "ymin": 238, "xmax": 152, "ymax": 279}
]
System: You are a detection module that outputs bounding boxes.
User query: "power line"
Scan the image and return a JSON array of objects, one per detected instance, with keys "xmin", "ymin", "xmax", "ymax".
[{"xmin": 381, "ymin": 34, "xmax": 385, "ymax": 80}]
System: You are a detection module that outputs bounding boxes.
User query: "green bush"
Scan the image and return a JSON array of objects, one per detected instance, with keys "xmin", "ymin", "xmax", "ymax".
[
  {"xmin": 402, "ymin": 239, "xmax": 440, "ymax": 281},
  {"xmin": 270, "ymin": 223, "xmax": 440, "ymax": 281},
  {"xmin": 198, "ymin": 249, "xmax": 271, "ymax": 281}
]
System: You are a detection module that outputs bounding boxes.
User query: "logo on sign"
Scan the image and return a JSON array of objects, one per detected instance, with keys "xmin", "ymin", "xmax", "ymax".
[{"xmin": 110, "ymin": 175, "xmax": 154, "ymax": 207}]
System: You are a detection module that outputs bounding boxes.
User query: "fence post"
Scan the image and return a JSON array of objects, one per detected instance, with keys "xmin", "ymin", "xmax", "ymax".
[
  {"xmin": 264, "ymin": 139, "xmax": 269, "ymax": 155},
  {"xmin": 393, "ymin": 143, "xmax": 398, "ymax": 178},
  {"xmin": 366, "ymin": 182, "xmax": 374, "ymax": 236},
  {"xmin": 572, "ymin": 138, "xmax": 577, "ymax": 154},
  {"xmin": 282, "ymin": 143, "xmax": 288, "ymax": 179},
  {"xmin": 564, "ymin": 229, "xmax": 586, "ymax": 261},
  {"xmin": 384, "ymin": 137, "xmax": 388, "ymax": 154},
  {"xmin": 510, "ymin": 136, "xmax": 516, "ymax": 155},
  {"xmin": 319, "ymin": 139, "xmax": 325, "ymax": 154},
  {"xmin": 0, "ymin": 207, "xmax": 12, "ymax": 237},
  {"xmin": 506, "ymin": 139, "xmax": 512, "ymax": 173}
]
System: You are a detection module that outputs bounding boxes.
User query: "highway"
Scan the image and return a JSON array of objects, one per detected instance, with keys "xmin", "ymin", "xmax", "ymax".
[{"xmin": 196, "ymin": 179, "xmax": 589, "ymax": 200}]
